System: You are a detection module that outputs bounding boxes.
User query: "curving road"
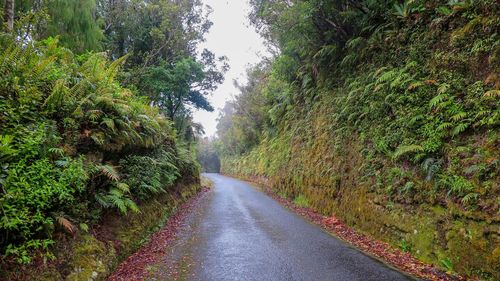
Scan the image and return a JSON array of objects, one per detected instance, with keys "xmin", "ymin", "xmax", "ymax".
[{"xmin": 151, "ymin": 173, "xmax": 415, "ymax": 281}]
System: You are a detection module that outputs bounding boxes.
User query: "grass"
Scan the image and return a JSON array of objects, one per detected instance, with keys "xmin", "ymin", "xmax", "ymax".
[
  {"xmin": 293, "ymin": 195, "xmax": 309, "ymax": 208},
  {"xmin": 200, "ymin": 176, "xmax": 214, "ymax": 189}
]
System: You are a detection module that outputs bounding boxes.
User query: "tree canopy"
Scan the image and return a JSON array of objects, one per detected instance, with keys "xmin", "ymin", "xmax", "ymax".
[{"xmin": 0, "ymin": 0, "xmax": 225, "ymax": 266}]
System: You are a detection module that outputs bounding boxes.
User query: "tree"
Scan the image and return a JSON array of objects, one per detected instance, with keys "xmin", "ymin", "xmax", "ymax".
[
  {"xmin": 216, "ymin": 64, "xmax": 270, "ymax": 156},
  {"xmin": 3, "ymin": 0, "xmax": 13, "ymax": 31},
  {"xmin": 43, "ymin": 0, "xmax": 103, "ymax": 53},
  {"xmin": 98, "ymin": 0, "xmax": 227, "ymax": 135},
  {"xmin": 140, "ymin": 56, "xmax": 225, "ymax": 120},
  {"xmin": 196, "ymin": 137, "xmax": 221, "ymax": 173}
]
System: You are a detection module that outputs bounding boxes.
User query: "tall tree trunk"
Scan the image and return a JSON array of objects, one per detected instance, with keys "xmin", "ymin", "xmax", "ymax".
[{"xmin": 4, "ymin": 0, "xmax": 14, "ymax": 32}]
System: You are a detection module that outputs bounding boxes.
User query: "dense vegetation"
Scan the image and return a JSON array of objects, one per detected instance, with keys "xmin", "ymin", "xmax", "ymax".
[
  {"xmin": 216, "ymin": 0, "xmax": 499, "ymax": 279},
  {"xmin": 196, "ymin": 137, "xmax": 221, "ymax": 173},
  {"xmin": 0, "ymin": 0, "xmax": 224, "ymax": 268}
]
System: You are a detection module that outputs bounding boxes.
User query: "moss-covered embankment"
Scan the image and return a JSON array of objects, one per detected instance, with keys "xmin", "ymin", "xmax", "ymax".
[
  {"xmin": 220, "ymin": 6, "xmax": 499, "ymax": 279},
  {"xmin": 0, "ymin": 180, "xmax": 202, "ymax": 281},
  {"xmin": 221, "ymin": 106, "xmax": 499, "ymax": 279}
]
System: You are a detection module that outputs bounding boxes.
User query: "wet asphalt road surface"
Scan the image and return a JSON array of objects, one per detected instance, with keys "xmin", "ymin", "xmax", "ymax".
[{"xmin": 152, "ymin": 173, "xmax": 414, "ymax": 281}]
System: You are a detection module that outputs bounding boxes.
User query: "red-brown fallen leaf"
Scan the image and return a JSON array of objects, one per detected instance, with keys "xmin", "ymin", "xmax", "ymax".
[
  {"xmin": 243, "ymin": 176, "xmax": 471, "ymax": 281},
  {"xmin": 107, "ymin": 187, "xmax": 210, "ymax": 281}
]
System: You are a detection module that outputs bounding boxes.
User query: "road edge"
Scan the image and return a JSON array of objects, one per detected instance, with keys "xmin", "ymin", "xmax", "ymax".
[{"xmin": 224, "ymin": 173, "xmax": 468, "ymax": 281}]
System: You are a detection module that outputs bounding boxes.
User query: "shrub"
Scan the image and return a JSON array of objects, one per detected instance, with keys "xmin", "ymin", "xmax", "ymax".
[
  {"xmin": 0, "ymin": 37, "xmax": 196, "ymax": 263},
  {"xmin": 120, "ymin": 149, "xmax": 180, "ymax": 200},
  {"xmin": 1, "ymin": 157, "xmax": 86, "ymax": 263}
]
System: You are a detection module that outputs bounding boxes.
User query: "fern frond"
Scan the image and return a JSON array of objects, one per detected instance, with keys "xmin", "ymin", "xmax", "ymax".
[
  {"xmin": 437, "ymin": 122, "xmax": 453, "ymax": 132},
  {"xmin": 346, "ymin": 37, "xmax": 365, "ymax": 50},
  {"xmin": 48, "ymin": 147, "xmax": 65, "ymax": 157},
  {"xmin": 30, "ymin": 56, "xmax": 56, "ymax": 79},
  {"xmin": 393, "ymin": 144, "xmax": 424, "ymax": 160},
  {"xmin": 452, "ymin": 123, "xmax": 468, "ymax": 136},
  {"xmin": 101, "ymin": 118, "xmax": 116, "ymax": 132},
  {"xmin": 437, "ymin": 83, "xmax": 450, "ymax": 94},
  {"xmin": 98, "ymin": 164, "xmax": 120, "ymax": 181},
  {"xmin": 407, "ymin": 81, "xmax": 424, "ymax": 91},
  {"xmin": 461, "ymin": 192, "xmax": 479, "ymax": 205},
  {"xmin": 429, "ymin": 94, "xmax": 447, "ymax": 108},
  {"xmin": 106, "ymin": 54, "xmax": 130, "ymax": 82},
  {"xmin": 56, "ymin": 216, "xmax": 77, "ymax": 235},
  {"xmin": 376, "ymin": 69, "xmax": 398, "ymax": 85},
  {"xmin": 483, "ymin": 90, "xmax": 500, "ymax": 98},
  {"xmin": 110, "ymin": 193, "xmax": 127, "ymax": 213},
  {"xmin": 87, "ymin": 110, "xmax": 103, "ymax": 121},
  {"xmin": 43, "ymin": 79, "xmax": 68, "ymax": 110},
  {"xmin": 408, "ymin": 115, "xmax": 424, "ymax": 126},
  {"xmin": 90, "ymin": 132, "xmax": 105, "ymax": 146},
  {"xmin": 451, "ymin": 112, "xmax": 467, "ymax": 121},
  {"xmin": 116, "ymin": 182, "xmax": 130, "ymax": 193}
]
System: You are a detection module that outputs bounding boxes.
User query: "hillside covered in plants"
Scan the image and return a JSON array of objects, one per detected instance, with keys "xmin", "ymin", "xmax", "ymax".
[
  {"xmin": 0, "ymin": 0, "xmax": 226, "ymax": 279},
  {"xmin": 216, "ymin": 0, "xmax": 499, "ymax": 279}
]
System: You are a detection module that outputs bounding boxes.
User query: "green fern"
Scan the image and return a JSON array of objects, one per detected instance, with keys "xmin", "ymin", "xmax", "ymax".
[
  {"xmin": 393, "ymin": 144, "xmax": 424, "ymax": 160},
  {"xmin": 43, "ymin": 79, "xmax": 69, "ymax": 111},
  {"xmin": 451, "ymin": 123, "xmax": 468, "ymax": 136},
  {"xmin": 429, "ymin": 94, "xmax": 448, "ymax": 108},
  {"xmin": 450, "ymin": 112, "xmax": 467, "ymax": 121},
  {"xmin": 393, "ymin": 1, "xmax": 411, "ymax": 18},
  {"xmin": 105, "ymin": 54, "xmax": 130, "ymax": 82},
  {"xmin": 95, "ymin": 184, "xmax": 138, "ymax": 214},
  {"xmin": 461, "ymin": 192, "xmax": 479, "ymax": 205},
  {"xmin": 101, "ymin": 118, "xmax": 116, "ymax": 132},
  {"xmin": 436, "ymin": 122, "xmax": 453, "ymax": 133},
  {"xmin": 376, "ymin": 69, "xmax": 398, "ymax": 85}
]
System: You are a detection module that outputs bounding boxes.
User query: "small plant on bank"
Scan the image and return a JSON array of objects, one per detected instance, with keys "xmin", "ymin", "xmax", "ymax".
[{"xmin": 293, "ymin": 195, "xmax": 310, "ymax": 208}]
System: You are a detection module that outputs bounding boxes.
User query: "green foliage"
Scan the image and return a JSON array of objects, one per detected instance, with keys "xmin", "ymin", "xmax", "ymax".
[
  {"xmin": 440, "ymin": 258, "xmax": 454, "ymax": 272},
  {"xmin": 393, "ymin": 1, "xmax": 414, "ymax": 19},
  {"xmin": 95, "ymin": 183, "xmax": 138, "ymax": 214},
  {"xmin": 140, "ymin": 58, "xmax": 217, "ymax": 119},
  {"xmin": 293, "ymin": 195, "xmax": 309, "ymax": 208},
  {"xmin": 438, "ymin": 175, "xmax": 475, "ymax": 196},
  {"xmin": 398, "ymin": 239, "xmax": 413, "ymax": 253},
  {"xmin": 120, "ymin": 149, "xmax": 181, "ymax": 200},
  {"xmin": 216, "ymin": 65, "xmax": 271, "ymax": 155},
  {"xmin": 98, "ymin": 0, "xmax": 227, "ymax": 135},
  {"xmin": 393, "ymin": 144, "xmax": 425, "ymax": 160},
  {"xmin": 0, "ymin": 36, "xmax": 198, "ymax": 264},
  {"xmin": 0, "ymin": 0, "xmax": 213, "ymax": 269},
  {"xmin": 218, "ymin": 0, "xmax": 499, "ymax": 277},
  {"xmin": 196, "ymin": 138, "xmax": 221, "ymax": 173},
  {"xmin": 44, "ymin": 0, "xmax": 104, "ymax": 53},
  {"xmin": 1, "ymin": 157, "xmax": 86, "ymax": 263}
]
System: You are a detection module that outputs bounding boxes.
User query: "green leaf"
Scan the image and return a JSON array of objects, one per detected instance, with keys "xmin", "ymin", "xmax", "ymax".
[{"xmin": 393, "ymin": 144, "xmax": 424, "ymax": 160}]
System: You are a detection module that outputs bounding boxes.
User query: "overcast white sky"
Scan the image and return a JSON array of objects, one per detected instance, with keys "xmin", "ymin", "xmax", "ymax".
[{"xmin": 193, "ymin": 0, "xmax": 268, "ymax": 137}]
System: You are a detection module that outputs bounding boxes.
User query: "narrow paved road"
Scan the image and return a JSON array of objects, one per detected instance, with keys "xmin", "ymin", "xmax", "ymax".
[{"xmin": 151, "ymin": 173, "xmax": 414, "ymax": 281}]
